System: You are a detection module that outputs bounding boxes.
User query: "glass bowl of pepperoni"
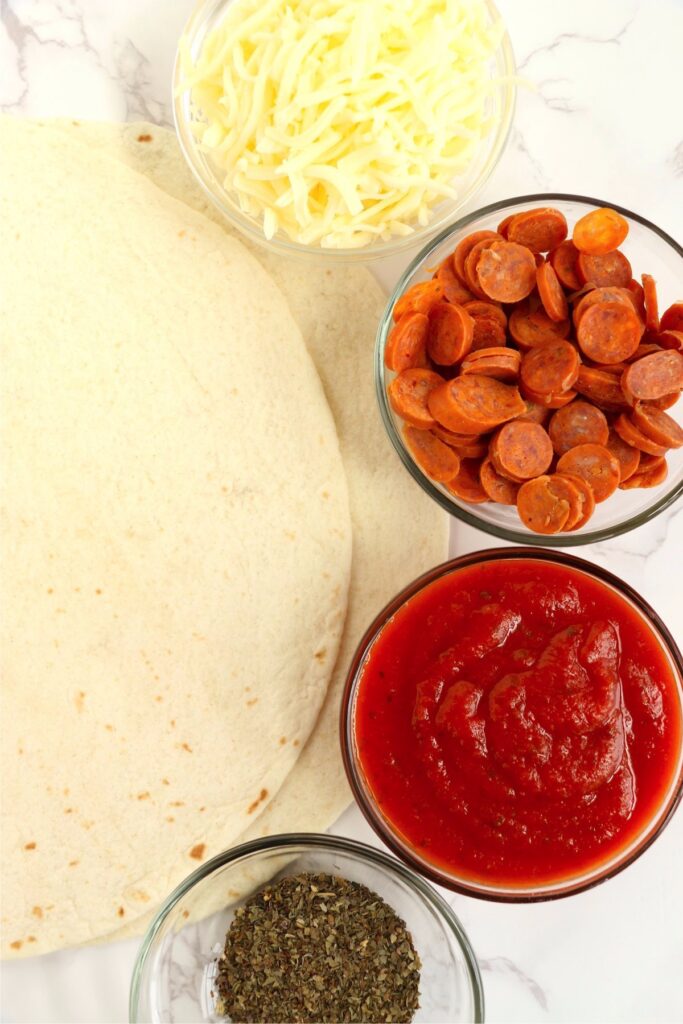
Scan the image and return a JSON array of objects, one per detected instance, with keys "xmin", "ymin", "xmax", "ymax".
[
  {"xmin": 377, "ymin": 194, "xmax": 683, "ymax": 544},
  {"xmin": 341, "ymin": 548, "xmax": 683, "ymax": 900}
]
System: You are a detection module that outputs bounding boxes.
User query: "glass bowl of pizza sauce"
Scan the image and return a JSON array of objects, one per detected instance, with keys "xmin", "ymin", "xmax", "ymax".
[{"xmin": 341, "ymin": 549, "xmax": 683, "ymax": 900}]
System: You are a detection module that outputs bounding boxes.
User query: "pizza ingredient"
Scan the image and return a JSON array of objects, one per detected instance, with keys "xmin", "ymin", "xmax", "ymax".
[
  {"xmin": 215, "ymin": 873, "xmax": 420, "ymax": 1023},
  {"xmin": 386, "ymin": 205, "xmax": 681, "ymax": 533}
]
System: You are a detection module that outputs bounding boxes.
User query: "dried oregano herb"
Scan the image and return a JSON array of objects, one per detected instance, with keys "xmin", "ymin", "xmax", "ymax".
[{"xmin": 214, "ymin": 872, "xmax": 421, "ymax": 1023}]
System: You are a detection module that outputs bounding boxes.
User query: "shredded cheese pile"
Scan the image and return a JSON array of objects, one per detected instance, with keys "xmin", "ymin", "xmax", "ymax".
[{"xmin": 179, "ymin": 0, "xmax": 503, "ymax": 248}]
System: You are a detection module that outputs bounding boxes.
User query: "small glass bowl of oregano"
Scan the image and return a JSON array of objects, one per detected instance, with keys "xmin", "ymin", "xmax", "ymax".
[{"xmin": 130, "ymin": 834, "xmax": 484, "ymax": 1023}]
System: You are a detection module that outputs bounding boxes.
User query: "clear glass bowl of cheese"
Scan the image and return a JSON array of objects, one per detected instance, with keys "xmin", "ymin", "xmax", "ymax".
[{"xmin": 173, "ymin": 0, "xmax": 516, "ymax": 262}]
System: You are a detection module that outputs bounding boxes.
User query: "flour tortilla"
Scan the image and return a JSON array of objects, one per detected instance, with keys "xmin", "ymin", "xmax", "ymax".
[
  {"xmin": 0, "ymin": 118, "xmax": 351, "ymax": 958},
  {"xmin": 52, "ymin": 121, "xmax": 449, "ymax": 943}
]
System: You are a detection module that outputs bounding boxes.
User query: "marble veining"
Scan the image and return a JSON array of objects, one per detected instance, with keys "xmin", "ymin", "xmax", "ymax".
[{"xmin": 1, "ymin": 0, "xmax": 682, "ymax": 1021}]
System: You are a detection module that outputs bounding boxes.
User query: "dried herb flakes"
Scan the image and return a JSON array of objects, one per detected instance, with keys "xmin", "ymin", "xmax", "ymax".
[{"xmin": 214, "ymin": 871, "xmax": 421, "ymax": 1023}]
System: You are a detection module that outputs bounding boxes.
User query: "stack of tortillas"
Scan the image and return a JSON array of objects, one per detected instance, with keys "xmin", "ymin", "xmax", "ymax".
[{"xmin": 0, "ymin": 117, "xmax": 447, "ymax": 959}]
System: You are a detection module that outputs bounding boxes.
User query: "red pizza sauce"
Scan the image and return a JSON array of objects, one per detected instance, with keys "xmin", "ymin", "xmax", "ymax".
[{"xmin": 354, "ymin": 558, "xmax": 682, "ymax": 888}]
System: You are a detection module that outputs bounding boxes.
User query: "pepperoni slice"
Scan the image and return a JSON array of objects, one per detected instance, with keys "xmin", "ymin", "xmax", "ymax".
[
  {"xmin": 497, "ymin": 214, "xmax": 516, "ymax": 239},
  {"xmin": 385, "ymin": 312, "xmax": 429, "ymax": 371},
  {"xmin": 462, "ymin": 301, "xmax": 507, "ymax": 329},
  {"xmin": 520, "ymin": 384, "xmax": 577, "ymax": 410},
  {"xmin": 621, "ymin": 350, "xmax": 683, "ymax": 401},
  {"xmin": 479, "ymin": 457, "xmax": 520, "ymax": 504},
  {"xmin": 450, "ymin": 440, "xmax": 489, "ymax": 460},
  {"xmin": 393, "ymin": 279, "xmax": 444, "ymax": 320},
  {"xmin": 460, "ymin": 348, "xmax": 521, "ymax": 382},
  {"xmin": 427, "ymin": 302, "xmax": 474, "ymax": 365},
  {"xmin": 517, "ymin": 475, "xmax": 571, "ymax": 534},
  {"xmin": 544, "ymin": 474, "xmax": 585, "ymax": 531},
  {"xmin": 476, "ymin": 242, "xmax": 537, "ymax": 303},
  {"xmin": 520, "ymin": 340, "xmax": 580, "ymax": 395},
  {"xmin": 537, "ymin": 262, "xmax": 569, "ymax": 322},
  {"xmin": 572, "ymin": 286, "xmax": 637, "ymax": 328},
  {"xmin": 431, "ymin": 425, "xmax": 482, "ymax": 447},
  {"xmin": 445, "ymin": 458, "xmax": 489, "ymax": 503},
  {"xmin": 427, "ymin": 375, "xmax": 526, "ymax": 433},
  {"xmin": 490, "ymin": 421, "xmax": 553, "ymax": 480},
  {"xmin": 613, "ymin": 414, "xmax": 669, "ymax": 457},
  {"xmin": 387, "ymin": 368, "xmax": 444, "ymax": 428},
  {"xmin": 506, "ymin": 207, "xmax": 568, "ymax": 253},
  {"xmin": 435, "ymin": 258, "xmax": 475, "ymax": 305},
  {"xmin": 573, "ymin": 207, "xmax": 629, "ymax": 256},
  {"xmin": 574, "ymin": 367, "xmax": 628, "ymax": 410},
  {"xmin": 402, "ymin": 424, "xmax": 461, "ymax": 483},
  {"xmin": 577, "ymin": 301, "xmax": 642, "ymax": 364},
  {"xmin": 577, "ymin": 249, "xmax": 632, "ymax": 288},
  {"xmin": 555, "ymin": 472, "xmax": 596, "ymax": 530},
  {"xmin": 453, "ymin": 230, "xmax": 501, "ymax": 285},
  {"xmin": 549, "ymin": 240, "xmax": 582, "ymax": 291},
  {"xmin": 619, "ymin": 455, "xmax": 668, "ymax": 490},
  {"xmin": 556, "ymin": 444, "xmax": 620, "ymax": 502},
  {"xmin": 509, "ymin": 302, "xmax": 570, "ymax": 349},
  {"xmin": 464, "ymin": 237, "xmax": 504, "ymax": 298},
  {"xmin": 641, "ymin": 273, "xmax": 660, "ymax": 332},
  {"xmin": 626, "ymin": 279, "xmax": 647, "ymax": 323},
  {"xmin": 630, "ymin": 403, "xmax": 683, "ymax": 449},
  {"xmin": 470, "ymin": 315, "xmax": 508, "ymax": 351},
  {"xmin": 605, "ymin": 428, "xmax": 641, "ymax": 483},
  {"xmin": 548, "ymin": 400, "xmax": 609, "ymax": 455},
  {"xmin": 660, "ymin": 302, "xmax": 683, "ymax": 333}
]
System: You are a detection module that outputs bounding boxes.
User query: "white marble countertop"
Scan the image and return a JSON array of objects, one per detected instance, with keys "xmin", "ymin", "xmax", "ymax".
[{"xmin": 2, "ymin": 1, "xmax": 682, "ymax": 1021}]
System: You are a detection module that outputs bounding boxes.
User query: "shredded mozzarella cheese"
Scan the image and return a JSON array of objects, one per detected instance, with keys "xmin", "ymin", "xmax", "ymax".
[{"xmin": 179, "ymin": 0, "xmax": 503, "ymax": 248}]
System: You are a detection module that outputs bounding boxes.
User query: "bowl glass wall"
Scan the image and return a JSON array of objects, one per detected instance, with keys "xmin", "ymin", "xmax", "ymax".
[{"xmin": 130, "ymin": 834, "xmax": 484, "ymax": 1023}]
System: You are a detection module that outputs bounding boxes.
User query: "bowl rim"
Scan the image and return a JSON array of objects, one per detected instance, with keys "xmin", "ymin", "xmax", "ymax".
[
  {"xmin": 375, "ymin": 192, "xmax": 683, "ymax": 545},
  {"xmin": 129, "ymin": 831, "xmax": 485, "ymax": 1023},
  {"xmin": 340, "ymin": 546, "xmax": 683, "ymax": 902},
  {"xmin": 171, "ymin": 0, "xmax": 517, "ymax": 263}
]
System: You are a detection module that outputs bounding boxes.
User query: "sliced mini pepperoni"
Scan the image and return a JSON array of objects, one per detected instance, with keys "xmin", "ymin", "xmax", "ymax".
[
  {"xmin": 385, "ymin": 312, "xmax": 429, "ymax": 371},
  {"xmin": 573, "ymin": 207, "xmax": 629, "ymax": 256},
  {"xmin": 393, "ymin": 279, "xmax": 444, "ymax": 320},
  {"xmin": 577, "ymin": 249, "xmax": 632, "ymax": 288},
  {"xmin": 537, "ymin": 262, "xmax": 569, "ymax": 323},
  {"xmin": 476, "ymin": 241, "xmax": 538, "ymax": 303},
  {"xmin": 548, "ymin": 401, "xmax": 609, "ymax": 455},
  {"xmin": 479, "ymin": 457, "xmax": 520, "ymax": 504},
  {"xmin": 621, "ymin": 350, "xmax": 683, "ymax": 401},
  {"xmin": 520, "ymin": 340, "xmax": 580, "ymax": 395},
  {"xmin": 403, "ymin": 424, "xmax": 461, "ymax": 482},
  {"xmin": 462, "ymin": 300, "xmax": 507, "ymax": 329},
  {"xmin": 435, "ymin": 258, "xmax": 476, "ymax": 305},
  {"xmin": 555, "ymin": 472, "xmax": 596, "ymax": 530},
  {"xmin": 642, "ymin": 273, "xmax": 660, "ymax": 332},
  {"xmin": 427, "ymin": 301, "xmax": 474, "ymax": 365},
  {"xmin": 490, "ymin": 421, "xmax": 553, "ymax": 481},
  {"xmin": 470, "ymin": 315, "xmax": 508, "ymax": 351},
  {"xmin": 556, "ymin": 444, "xmax": 621, "ymax": 502},
  {"xmin": 619, "ymin": 455, "xmax": 668, "ymax": 490},
  {"xmin": 660, "ymin": 302, "xmax": 683, "ymax": 333},
  {"xmin": 428, "ymin": 375, "xmax": 526, "ymax": 434},
  {"xmin": 517, "ymin": 475, "xmax": 571, "ymax": 534},
  {"xmin": 549, "ymin": 240, "xmax": 582, "ymax": 291},
  {"xmin": 630, "ymin": 403, "xmax": 683, "ymax": 449},
  {"xmin": 605, "ymin": 427, "xmax": 641, "ymax": 483},
  {"xmin": 509, "ymin": 302, "xmax": 570, "ymax": 349},
  {"xmin": 577, "ymin": 302, "xmax": 642, "ymax": 363},
  {"xmin": 453, "ymin": 230, "xmax": 501, "ymax": 285},
  {"xmin": 506, "ymin": 207, "xmax": 568, "ymax": 253},
  {"xmin": 613, "ymin": 414, "xmax": 669, "ymax": 457},
  {"xmin": 387, "ymin": 368, "xmax": 444, "ymax": 428},
  {"xmin": 445, "ymin": 458, "xmax": 489, "ymax": 503}
]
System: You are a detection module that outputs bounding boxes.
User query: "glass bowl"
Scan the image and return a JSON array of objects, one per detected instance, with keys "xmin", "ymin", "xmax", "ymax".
[
  {"xmin": 376, "ymin": 194, "xmax": 683, "ymax": 544},
  {"xmin": 172, "ymin": 0, "xmax": 516, "ymax": 263},
  {"xmin": 129, "ymin": 833, "xmax": 484, "ymax": 1023},
  {"xmin": 341, "ymin": 548, "xmax": 683, "ymax": 902}
]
